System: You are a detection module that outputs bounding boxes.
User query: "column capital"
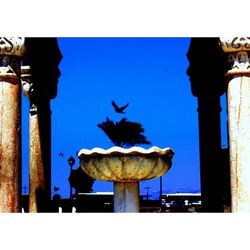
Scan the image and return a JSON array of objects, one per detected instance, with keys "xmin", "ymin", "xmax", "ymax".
[
  {"xmin": 187, "ymin": 38, "xmax": 227, "ymax": 97},
  {"xmin": 21, "ymin": 65, "xmax": 32, "ymax": 98},
  {"xmin": 220, "ymin": 37, "xmax": 250, "ymax": 76},
  {"xmin": 21, "ymin": 65, "xmax": 51, "ymax": 115},
  {"xmin": 0, "ymin": 37, "xmax": 25, "ymax": 57},
  {"xmin": 23, "ymin": 38, "xmax": 62, "ymax": 100},
  {"xmin": 0, "ymin": 37, "xmax": 25, "ymax": 82},
  {"xmin": 220, "ymin": 37, "xmax": 250, "ymax": 53}
]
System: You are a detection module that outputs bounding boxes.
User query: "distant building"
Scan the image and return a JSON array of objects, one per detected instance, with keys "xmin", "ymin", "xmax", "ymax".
[
  {"xmin": 162, "ymin": 193, "xmax": 202, "ymax": 212},
  {"xmin": 21, "ymin": 192, "xmax": 203, "ymax": 213}
]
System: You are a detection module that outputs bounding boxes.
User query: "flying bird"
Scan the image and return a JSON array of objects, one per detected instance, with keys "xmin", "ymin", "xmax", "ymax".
[
  {"xmin": 111, "ymin": 100, "xmax": 129, "ymax": 114},
  {"xmin": 58, "ymin": 152, "xmax": 64, "ymax": 158}
]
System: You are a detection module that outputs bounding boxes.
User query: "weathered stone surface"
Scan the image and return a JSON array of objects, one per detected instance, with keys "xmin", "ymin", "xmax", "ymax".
[
  {"xmin": 114, "ymin": 182, "xmax": 139, "ymax": 212},
  {"xmin": 227, "ymin": 76, "xmax": 250, "ymax": 212},
  {"xmin": 78, "ymin": 146, "xmax": 174, "ymax": 182},
  {"xmin": 220, "ymin": 37, "xmax": 250, "ymax": 53},
  {"xmin": 0, "ymin": 81, "xmax": 21, "ymax": 212},
  {"xmin": 0, "ymin": 37, "xmax": 24, "ymax": 212},
  {"xmin": 78, "ymin": 146, "xmax": 174, "ymax": 212},
  {"xmin": 0, "ymin": 37, "xmax": 25, "ymax": 57},
  {"xmin": 220, "ymin": 37, "xmax": 250, "ymax": 76},
  {"xmin": 29, "ymin": 110, "xmax": 45, "ymax": 212},
  {"xmin": 220, "ymin": 37, "xmax": 250, "ymax": 212}
]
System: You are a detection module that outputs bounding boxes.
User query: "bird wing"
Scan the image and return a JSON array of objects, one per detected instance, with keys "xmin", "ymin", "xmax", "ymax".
[
  {"xmin": 111, "ymin": 101, "xmax": 119, "ymax": 109},
  {"xmin": 120, "ymin": 103, "xmax": 129, "ymax": 111}
]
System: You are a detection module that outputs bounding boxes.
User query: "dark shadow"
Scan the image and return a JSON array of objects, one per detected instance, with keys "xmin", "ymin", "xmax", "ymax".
[
  {"xmin": 187, "ymin": 38, "xmax": 231, "ymax": 212},
  {"xmin": 68, "ymin": 167, "xmax": 95, "ymax": 194},
  {"xmin": 35, "ymin": 187, "xmax": 51, "ymax": 212}
]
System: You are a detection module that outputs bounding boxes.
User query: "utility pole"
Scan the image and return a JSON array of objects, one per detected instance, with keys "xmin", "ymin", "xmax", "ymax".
[
  {"xmin": 145, "ymin": 186, "xmax": 151, "ymax": 200},
  {"xmin": 160, "ymin": 176, "xmax": 163, "ymax": 200}
]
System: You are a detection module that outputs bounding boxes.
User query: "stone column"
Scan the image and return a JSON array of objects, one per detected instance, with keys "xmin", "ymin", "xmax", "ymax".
[
  {"xmin": 114, "ymin": 182, "xmax": 139, "ymax": 212},
  {"xmin": 21, "ymin": 66, "xmax": 51, "ymax": 212},
  {"xmin": 197, "ymin": 95, "xmax": 224, "ymax": 211},
  {"xmin": 0, "ymin": 37, "xmax": 25, "ymax": 212},
  {"xmin": 186, "ymin": 38, "xmax": 228, "ymax": 212},
  {"xmin": 22, "ymin": 38, "xmax": 62, "ymax": 213},
  {"xmin": 220, "ymin": 37, "xmax": 250, "ymax": 212}
]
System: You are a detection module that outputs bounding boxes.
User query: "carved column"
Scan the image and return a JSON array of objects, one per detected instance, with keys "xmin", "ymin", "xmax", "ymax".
[
  {"xmin": 220, "ymin": 37, "xmax": 250, "ymax": 212},
  {"xmin": 0, "ymin": 37, "xmax": 25, "ymax": 212},
  {"xmin": 21, "ymin": 66, "xmax": 52, "ymax": 212},
  {"xmin": 22, "ymin": 66, "xmax": 54, "ymax": 212},
  {"xmin": 187, "ymin": 38, "xmax": 228, "ymax": 212},
  {"xmin": 22, "ymin": 38, "xmax": 62, "ymax": 212}
]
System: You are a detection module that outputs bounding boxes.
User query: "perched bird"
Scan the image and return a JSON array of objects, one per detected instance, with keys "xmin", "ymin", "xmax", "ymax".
[{"xmin": 111, "ymin": 100, "xmax": 129, "ymax": 114}]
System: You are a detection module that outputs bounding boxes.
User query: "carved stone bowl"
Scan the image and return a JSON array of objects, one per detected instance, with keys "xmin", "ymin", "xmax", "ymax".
[{"xmin": 78, "ymin": 146, "xmax": 174, "ymax": 183}]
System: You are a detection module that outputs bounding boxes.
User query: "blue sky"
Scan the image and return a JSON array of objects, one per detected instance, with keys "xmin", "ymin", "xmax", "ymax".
[{"xmin": 22, "ymin": 38, "xmax": 204, "ymax": 198}]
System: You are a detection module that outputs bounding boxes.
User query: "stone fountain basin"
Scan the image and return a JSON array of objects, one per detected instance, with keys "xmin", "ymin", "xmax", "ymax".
[{"xmin": 78, "ymin": 146, "xmax": 174, "ymax": 182}]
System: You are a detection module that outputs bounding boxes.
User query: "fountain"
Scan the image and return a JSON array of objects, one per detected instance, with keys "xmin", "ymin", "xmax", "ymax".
[
  {"xmin": 78, "ymin": 101, "xmax": 174, "ymax": 212},
  {"xmin": 78, "ymin": 146, "xmax": 174, "ymax": 212}
]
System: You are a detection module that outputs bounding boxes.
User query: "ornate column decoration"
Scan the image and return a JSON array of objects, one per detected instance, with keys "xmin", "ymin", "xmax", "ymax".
[
  {"xmin": 220, "ymin": 37, "xmax": 250, "ymax": 212},
  {"xmin": 0, "ymin": 37, "xmax": 25, "ymax": 212}
]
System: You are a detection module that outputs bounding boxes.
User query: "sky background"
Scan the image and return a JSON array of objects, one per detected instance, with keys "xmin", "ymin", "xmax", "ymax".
[{"xmin": 21, "ymin": 37, "xmax": 228, "ymax": 199}]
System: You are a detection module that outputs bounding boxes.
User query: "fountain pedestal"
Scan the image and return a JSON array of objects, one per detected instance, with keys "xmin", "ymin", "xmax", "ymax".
[{"xmin": 114, "ymin": 182, "xmax": 139, "ymax": 212}]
